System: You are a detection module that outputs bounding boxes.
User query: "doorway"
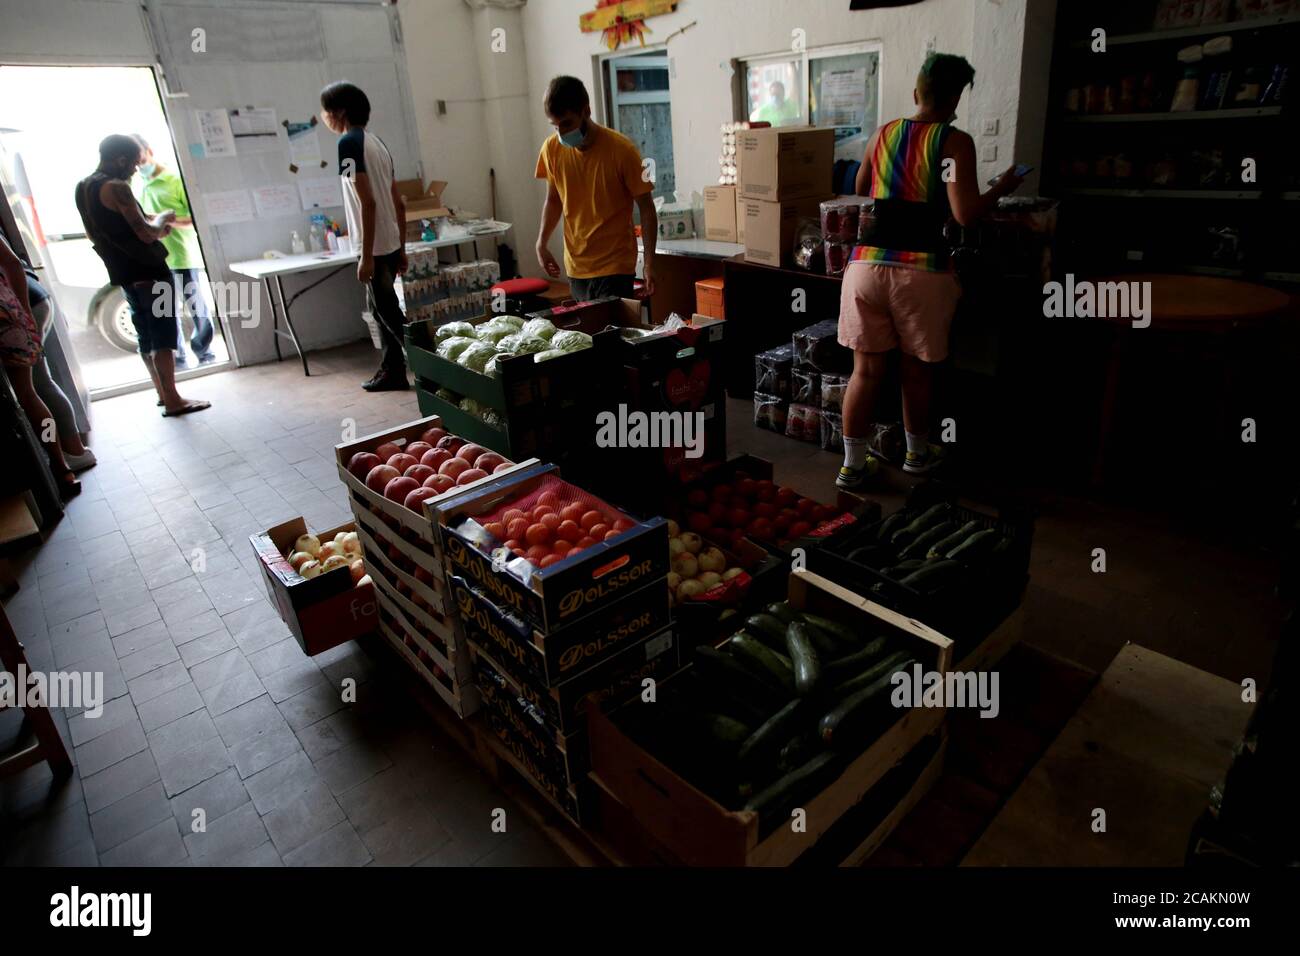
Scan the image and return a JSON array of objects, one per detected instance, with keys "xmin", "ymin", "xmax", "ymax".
[
  {"xmin": 0, "ymin": 65, "xmax": 231, "ymax": 397},
  {"xmin": 604, "ymin": 51, "xmax": 675, "ymax": 202}
]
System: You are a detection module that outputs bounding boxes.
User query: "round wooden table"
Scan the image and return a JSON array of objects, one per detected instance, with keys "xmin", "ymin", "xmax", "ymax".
[{"xmin": 1091, "ymin": 274, "xmax": 1295, "ymax": 486}]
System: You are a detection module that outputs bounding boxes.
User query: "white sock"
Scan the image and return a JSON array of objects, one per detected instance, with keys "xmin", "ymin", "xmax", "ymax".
[
  {"xmin": 843, "ymin": 436, "xmax": 867, "ymax": 470},
  {"xmin": 905, "ymin": 431, "xmax": 929, "ymax": 457}
]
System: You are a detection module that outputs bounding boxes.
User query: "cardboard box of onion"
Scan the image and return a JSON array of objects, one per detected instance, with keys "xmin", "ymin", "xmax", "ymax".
[{"xmin": 250, "ymin": 517, "xmax": 377, "ymax": 657}]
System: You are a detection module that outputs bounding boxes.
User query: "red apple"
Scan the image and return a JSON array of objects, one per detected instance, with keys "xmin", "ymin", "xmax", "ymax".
[
  {"xmin": 421, "ymin": 448, "xmax": 452, "ymax": 470},
  {"xmin": 436, "ymin": 435, "xmax": 465, "ymax": 453},
  {"xmin": 387, "ymin": 453, "xmax": 418, "ymax": 474},
  {"xmin": 376, "ymin": 441, "xmax": 403, "ymax": 462},
  {"xmin": 687, "ymin": 489, "xmax": 709, "ymax": 508},
  {"xmin": 457, "ymin": 468, "xmax": 488, "ymax": 485},
  {"xmin": 753, "ymin": 502, "xmax": 777, "ymax": 520},
  {"xmin": 687, "ymin": 512, "xmax": 712, "ymax": 534},
  {"xmin": 366, "ymin": 464, "xmax": 400, "ymax": 494},
  {"xmin": 728, "ymin": 508, "xmax": 751, "ymax": 528},
  {"xmin": 475, "ymin": 452, "xmax": 506, "ymax": 473},
  {"xmin": 404, "ymin": 487, "xmax": 438, "ymax": 511},
  {"xmin": 493, "ymin": 463, "xmax": 514, "ymax": 474},
  {"xmin": 423, "ymin": 474, "xmax": 456, "ymax": 494},
  {"xmin": 707, "ymin": 502, "xmax": 728, "ymax": 525},
  {"xmin": 456, "ymin": 443, "xmax": 487, "ymax": 463},
  {"xmin": 385, "ymin": 476, "xmax": 419, "ymax": 504},
  {"xmin": 406, "ymin": 441, "xmax": 433, "ymax": 460},
  {"xmin": 439, "ymin": 458, "xmax": 470, "ymax": 480},
  {"xmin": 420, "ymin": 427, "xmax": 447, "ymax": 447},
  {"xmin": 347, "ymin": 452, "xmax": 381, "ymax": 481},
  {"xmin": 405, "ymin": 464, "xmax": 435, "ymax": 485}
]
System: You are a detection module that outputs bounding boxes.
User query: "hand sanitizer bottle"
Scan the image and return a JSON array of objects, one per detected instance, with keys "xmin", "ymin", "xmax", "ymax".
[{"xmin": 291, "ymin": 231, "xmax": 306, "ymax": 255}]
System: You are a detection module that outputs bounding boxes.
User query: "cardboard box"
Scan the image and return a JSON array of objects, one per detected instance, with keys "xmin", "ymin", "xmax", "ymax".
[
  {"xmin": 703, "ymin": 185, "xmax": 738, "ymax": 243},
  {"xmin": 250, "ymin": 517, "xmax": 377, "ymax": 656},
  {"xmin": 589, "ymin": 569, "xmax": 953, "ymax": 866},
  {"xmin": 739, "ymin": 127, "xmax": 835, "ymax": 201},
  {"xmin": 657, "ymin": 202, "xmax": 696, "ymax": 241},
  {"xmin": 741, "ymin": 194, "xmax": 830, "ymax": 268},
  {"xmin": 736, "ymin": 189, "xmax": 747, "ymax": 243},
  {"xmin": 695, "ymin": 277, "xmax": 725, "ymax": 319},
  {"xmin": 397, "ymin": 178, "xmax": 451, "ymax": 222}
]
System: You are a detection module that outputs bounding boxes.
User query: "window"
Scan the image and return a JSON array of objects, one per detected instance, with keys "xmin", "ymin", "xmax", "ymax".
[
  {"xmin": 604, "ymin": 51, "xmax": 676, "ymax": 201},
  {"xmin": 737, "ymin": 42, "xmax": 881, "ymax": 163}
]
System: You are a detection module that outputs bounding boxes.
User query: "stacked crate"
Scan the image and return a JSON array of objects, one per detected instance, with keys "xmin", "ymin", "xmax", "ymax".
[
  {"xmin": 334, "ymin": 416, "xmax": 535, "ymax": 717},
  {"xmin": 428, "ymin": 462, "xmax": 681, "ymax": 823}
]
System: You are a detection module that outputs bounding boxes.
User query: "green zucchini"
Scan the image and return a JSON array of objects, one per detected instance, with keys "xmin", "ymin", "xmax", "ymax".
[
  {"xmin": 821, "ymin": 636, "xmax": 890, "ymax": 685},
  {"xmin": 873, "ymin": 511, "xmax": 910, "ymax": 543},
  {"xmin": 818, "ymin": 657, "xmax": 916, "ymax": 747},
  {"xmin": 880, "ymin": 559, "xmax": 925, "ymax": 578},
  {"xmin": 825, "ymin": 650, "xmax": 909, "ymax": 704},
  {"xmin": 742, "ymin": 750, "xmax": 841, "ymax": 825},
  {"xmin": 898, "ymin": 559, "xmax": 964, "ymax": 593},
  {"xmin": 898, "ymin": 519, "xmax": 958, "ymax": 561},
  {"xmin": 799, "ymin": 612, "xmax": 860, "ymax": 648},
  {"xmin": 847, "ymin": 545, "xmax": 890, "ymax": 568},
  {"xmin": 777, "ymin": 732, "xmax": 820, "ymax": 774},
  {"xmin": 737, "ymin": 698, "xmax": 804, "ymax": 766},
  {"xmin": 946, "ymin": 527, "xmax": 1003, "ymax": 562},
  {"xmin": 692, "ymin": 646, "xmax": 787, "ymax": 709},
  {"xmin": 764, "ymin": 601, "xmax": 798, "ymax": 625},
  {"xmin": 727, "ymin": 633, "xmax": 795, "ymax": 692},
  {"xmin": 890, "ymin": 503, "xmax": 952, "ymax": 547},
  {"xmin": 784, "ymin": 622, "xmax": 822, "ymax": 696},
  {"xmin": 745, "ymin": 613, "xmax": 789, "ymax": 649},
  {"xmin": 701, "ymin": 713, "xmax": 752, "ymax": 747},
  {"xmin": 926, "ymin": 520, "xmax": 983, "ymax": 559}
]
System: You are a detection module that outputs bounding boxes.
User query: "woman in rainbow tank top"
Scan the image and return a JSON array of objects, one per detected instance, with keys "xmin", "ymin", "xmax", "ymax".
[{"xmin": 837, "ymin": 54, "xmax": 1023, "ymax": 488}]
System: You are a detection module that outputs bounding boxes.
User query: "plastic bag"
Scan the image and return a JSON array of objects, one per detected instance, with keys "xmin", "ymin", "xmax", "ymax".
[
  {"xmin": 820, "ymin": 197, "xmax": 868, "ymax": 243},
  {"xmin": 824, "ymin": 241, "xmax": 852, "ymax": 277},
  {"xmin": 482, "ymin": 408, "xmax": 505, "ymax": 429},
  {"xmin": 792, "ymin": 319, "xmax": 849, "ymax": 373},
  {"xmin": 476, "ymin": 322, "xmax": 517, "ymax": 346},
  {"xmin": 491, "ymin": 314, "xmax": 525, "ymax": 330},
  {"xmin": 792, "ymin": 218, "xmax": 823, "ymax": 272},
  {"xmin": 792, "ymin": 368, "xmax": 820, "ymax": 406},
  {"xmin": 534, "ymin": 349, "xmax": 567, "ymax": 363},
  {"xmin": 437, "ymin": 336, "xmax": 477, "ymax": 362},
  {"xmin": 521, "ymin": 317, "xmax": 558, "ymax": 341},
  {"xmin": 655, "ymin": 313, "xmax": 689, "ymax": 334},
  {"xmin": 753, "ymin": 392, "xmax": 788, "ymax": 433},
  {"xmin": 457, "ymin": 341, "xmax": 499, "ymax": 373},
  {"xmin": 820, "ymin": 411, "xmax": 844, "ymax": 452},
  {"xmin": 435, "ymin": 321, "xmax": 476, "ymax": 343},
  {"xmin": 550, "ymin": 330, "xmax": 592, "ymax": 352},
  {"xmin": 820, "ymin": 373, "xmax": 848, "ymax": 412},
  {"xmin": 786, "ymin": 403, "xmax": 822, "ymax": 442},
  {"xmin": 755, "ymin": 344, "xmax": 794, "ymax": 399},
  {"xmin": 498, "ymin": 332, "xmax": 551, "ymax": 355}
]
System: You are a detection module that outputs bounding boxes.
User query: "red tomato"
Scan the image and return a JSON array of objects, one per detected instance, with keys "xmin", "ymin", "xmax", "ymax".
[
  {"xmin": 711, "ymin": 483, "xmax": 732, "ymax": 502},
  {"xmin": 506, "ymin": 518, "xmax": 530, "ymax": 540},
  {"xmin": 525, "ymin": 523, "xmax": 551, "ymax": 546},
  {"xmin": 796, "ymin": 498, "xmax": 817, "ymax": 518},
  {"xmin": 575, "ymin": 537, "xmax": 596, "ymax": 550},
  {"xmin": 686, "ymin": 489, "xmax": 709, "ymax": 508},
  {"xmin": 502, "ymin": 508, "xmax": 526, "ymax": 526},
  {"xmin": 604, "ymin": 530, "xmax": 622, "ymax": 541},
  {"xmin": 787, "ymin": 521, "xmax": 811, "ymax": 539},
  {"xmin": 728, "ymin": 528, "xmax": 747, "ymax": 549},
  {"xmin": 773, "ymin": 514, "xmax": 793, "ymax": 536},
  {"xmin": 503, "ymin": 539, "xmax": 522, "ymax": 553},
  {"xmin": 531, "ymin": 505, "xmax": 556, "ymax": 521},
  {"xmin": 755, "ymin": 480, "xmax": 777, "ymax": 502},
  {"xmin": 539, "ymin": 513, "xmax": 562, "ymax": 532},
  {"xmin": 557, "ymin": 520, "xmax": 582, "ymax": 543},
  {"xmin": 580, "ymin": 510, "xmax": 603, "ymax": 531},
  {"xmin": 733, "ymin": 469, "xmax": 751, "ymax": 482},
  {"xmin": 775, "ymin": 486, "xmax": 798, "ymax": 507},
  {"xmin": 552, "ymin": 540, "xmax": 573, "ymax": 557},
  {"xmin": 588, "ymin": 522, "xmax": 610, "ymax": 540},
  {"xmin": 753, "ymin": 502, "xmax": 776, "ymax": 519},
  {"xmin": 567, "ymin": 545, "xmax": 585, "ymax": 557},
  {"xmin": 707, "ymin": 502, "xmax": 728, "ymax": 524},
  {"xmin": 537, "ymin": 491, "xmax": 560, "ymax": 510},
  {"xmin": 484, "ymin": 521, "xmax": 507, "ymax": 539},
  {"xmin": 525, "ymin": 545, "xmax": 549, "ymax": 565},
  {"xmin": 729, "ymin": 508, "xmax": 751, "ymax": 529},
  {"xmin": 560, "ymin": 503, "xmax": 585, "ymax": 523},
  {"xmin": 539, "ymin": 554, "xmax": 562, "ymax": 569},
  {"xmin": 612, "ymin": 518, "xmax": 634, "ymax": 532},
  {"xmin": 687, "ymin": 512, "xmax": 712, "ymax": 533},
  {"xmin": 736, "ymin": 478, "xmax": 758, "ymax": 499},
  {"xmin": 748, "ymin": 517, "xmax": 773, "ymax": 540}
]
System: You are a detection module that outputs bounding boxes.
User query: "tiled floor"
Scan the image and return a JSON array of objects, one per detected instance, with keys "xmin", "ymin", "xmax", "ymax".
[{"xmin": 1, "ymin": 341, "xmax": 1283, "ymax": 866}]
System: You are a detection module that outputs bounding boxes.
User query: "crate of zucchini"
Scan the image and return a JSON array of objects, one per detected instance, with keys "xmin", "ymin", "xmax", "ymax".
[
  {"xmin": 808, "ymin": 495, "xmax": 1031, "ymax": 661},
  {"xmin": 407, "ymin": 314, "xmax": 607, "ymax": 465},
  {"xmin": 589, "ymin": 569, "xmax": 952, "ymax": 867}
]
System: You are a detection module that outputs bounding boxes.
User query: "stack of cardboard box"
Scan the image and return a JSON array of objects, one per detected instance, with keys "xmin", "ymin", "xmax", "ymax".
[{"xmin": 738, "ymin": 128, "xmax": 836, "ymax": 268}]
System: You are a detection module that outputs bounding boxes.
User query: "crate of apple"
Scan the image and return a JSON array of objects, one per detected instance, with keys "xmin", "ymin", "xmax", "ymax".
[
  {"xmin": 665, "ymin": 519, "xmax": 747, "ymax": 607},
  {"xmin": 345, "ymin": 425, "xmax": 515, "ymax": 517},
  {"xmin": 682, "ymin": 475, "xmax": 844, "ymax": 551},
  {"xmin": 284, "ymin": 530, "xmax": 372, "ymax": 588},
  {"xmin": 478, "ymin": 488, "xmax": 637, "ymax": 570}
]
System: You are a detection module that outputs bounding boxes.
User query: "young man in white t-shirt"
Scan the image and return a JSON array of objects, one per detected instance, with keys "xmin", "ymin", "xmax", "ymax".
[{"xmin": 320, "ymin": 81, "xmax": 409, "ymax": 391}]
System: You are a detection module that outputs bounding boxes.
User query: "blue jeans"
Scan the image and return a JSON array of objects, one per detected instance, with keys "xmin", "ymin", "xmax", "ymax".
[{"xmin": 172, "ymin": 268, "xmax": 215, "ymax": 360}]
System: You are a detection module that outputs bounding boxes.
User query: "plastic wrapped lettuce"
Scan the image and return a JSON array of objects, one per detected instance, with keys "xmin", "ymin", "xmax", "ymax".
[
  {"xmin": 457, "ymin": 342, "xmax": 499, "ymax": 373},
  {"xmin": 482, "ymin": 409, "xmax": 505, "ymax": 429},
  {"xmin": 498, "ymin": 333, "xmax": 551, "ymax": 356},
  {"xmin": 458, "ymin": 397, "xmax": 483, "ymax": 418},
  {"xmin": 435, "ymin": 321, "xmax": 476, "ymax": 343},
  {"xmin": 491, "ymin": 315, "xmax": 525, "ymax": 330},
  {"xmin": 534, "ymin": 349, "xmax": 567, "ymax": 364},
  {"xmin": 484, "ymin": 353, "xmax": 503, "ymax": 379},
  {"xmin": 520, "ymin": 317, "xmax": 558, "ymax": 341},
  {"xmin": 437, "ymin": 336, "xmax": 477, "ymax": 361},
  {"xmin": 435, "ymin": 387, "xmax": 460, "ymax": 403},
  {"xmin": 475, "ymin": 323, "xmax": 516, "ymax": 346},
  {"xmin": 550, "ymin": 330, "xmax": 592, "ymax": 352}
]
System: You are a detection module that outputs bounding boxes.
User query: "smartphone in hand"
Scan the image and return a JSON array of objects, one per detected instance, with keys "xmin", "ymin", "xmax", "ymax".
[{"xmin": 989, "ymin": 164, "xmax": 1034, "ymax": 186}]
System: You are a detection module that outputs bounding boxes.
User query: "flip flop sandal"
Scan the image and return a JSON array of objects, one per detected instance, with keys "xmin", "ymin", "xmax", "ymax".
[
  {"xmin": 161, "ymin": 401, "xmax": 212, "ymax": 418},
  {"xmin": 57, "ymin": 471, "xmax": 82, "ymax": 501}
]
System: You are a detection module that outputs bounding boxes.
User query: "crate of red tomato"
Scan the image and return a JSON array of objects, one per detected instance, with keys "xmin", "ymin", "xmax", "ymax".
[{"xmin": 676, "ymin": 455, "xmax": 878, "ymax": 560}]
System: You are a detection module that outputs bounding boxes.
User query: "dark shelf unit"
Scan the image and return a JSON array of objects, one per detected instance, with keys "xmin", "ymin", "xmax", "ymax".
[{"xmin": 1041, "ymin": 1, "xmax": 1299, "ymax": 285}]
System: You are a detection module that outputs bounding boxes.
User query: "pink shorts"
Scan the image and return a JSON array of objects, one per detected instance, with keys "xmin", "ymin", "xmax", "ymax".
[{"xmin": 838, "ymin": 262, "xmax": 961, "ymax": 362}]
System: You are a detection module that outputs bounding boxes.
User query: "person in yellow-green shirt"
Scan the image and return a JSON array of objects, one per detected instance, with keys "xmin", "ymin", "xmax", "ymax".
[
  {"xmin": 751, "ymin": 81, "xmax": 801, "ymax": 126},
  {"xmin": 535, "ymin": 76, "xmax": 657, "ymax": 302},
  {"xmin": 133, "ymin": 135, "xmax": 217, "ymax": 367}
]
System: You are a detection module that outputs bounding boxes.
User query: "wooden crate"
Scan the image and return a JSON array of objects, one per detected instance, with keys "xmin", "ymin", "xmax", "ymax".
[
  {"xmin": 589, "ymin": 569, "xmax": 953, "ymax": 867},
  {"xmin": 376, "ymin": 614, "xmax": 479, "ymax": 718}
]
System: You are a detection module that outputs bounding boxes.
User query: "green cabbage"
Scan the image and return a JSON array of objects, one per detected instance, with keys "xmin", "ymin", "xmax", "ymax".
[
  {"xmin": 475, "ymin": 324, "xmax": 515, "ymax": 346},
  {"xmin": 521, "ymin": 317, "xmax": 558, "ymax": 341},
  {"xmin": 534, "ymin": 349, "xmax": 567, "ymax": 363},
  {"xmin": 436, "ymin": 336, "xmax": 477, "ymax": 361},
  {"xmin": 492, "ymin": 315, "xmax": 525, "ymax": 330},
  {"xmin": 498, "ymin": 333, "xmax": 550, "ymax": 355},
  {"xmin": 457, "ymin": 342, "xmax": 499, "ymax": 373},
  {"xmin": 435, "ymin": 321, "xmax": 476, "ymax": 342},
  {"xmin": 482, "ymin": 409, "xmax": 504, "ymax": 429},
  {"xmin": 550, "ymin": 330, "xmax": 592, "ymax": 352},
  {"xmin": 484, "ymin": 354, "xmax": 503, "ymax": 379},
  {"xmin": 435, "ymin": 387, "xmax": 460, "ymax": 403},
  {"xmin": 458, "ymin": 397, "xmax": 483, "ymax": 417}
]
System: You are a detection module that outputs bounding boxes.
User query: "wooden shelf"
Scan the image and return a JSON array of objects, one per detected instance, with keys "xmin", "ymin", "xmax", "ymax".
[
  {"xmin": 1057, "ymin": 187, "xmax": 1263, "ymax": 200},
  {"xmin": 1068, "ymin": 12, "xmax": 1300, "ymax": 48},
  {"xmin": 1062, "ymin": 106, "xmax": 1283, "ymax": 123}
]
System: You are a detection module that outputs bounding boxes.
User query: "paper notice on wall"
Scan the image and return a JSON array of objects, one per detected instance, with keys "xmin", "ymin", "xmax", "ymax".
[
  {"xmin": 298, "ymin": 176, "xmax": 343, "ymax": 211},
  {"xmin": 197, "ymin": 109, "xmax": 237, "ymax": 158},
  {"xmin": 230, "ymin": 107, "xmax": 280, "ymax": 153},
  {"xmin": 819, "ymin": 68, "xmax": 868, "ymax": 128},
  {"xmin": 205, "ymin": 189, "xmax": 255, "ymax": 225},
  {"xmin": 252, "ymin": 184, "xmax": 299, "ymax": 219},
  {"xmin": 287, "ymin": 121, "xmax": 322, "ymax": 166}
]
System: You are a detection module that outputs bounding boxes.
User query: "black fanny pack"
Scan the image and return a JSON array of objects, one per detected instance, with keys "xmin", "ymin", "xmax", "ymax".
[{"xmin": 859, "ymin": 199, "xmax": 949, "ymax": 257}]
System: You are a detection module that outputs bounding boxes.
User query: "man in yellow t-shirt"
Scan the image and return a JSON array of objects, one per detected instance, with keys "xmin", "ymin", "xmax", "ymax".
[{"xmin": 535, "ymin": 76, "xmax": 657, "ymax": 302}]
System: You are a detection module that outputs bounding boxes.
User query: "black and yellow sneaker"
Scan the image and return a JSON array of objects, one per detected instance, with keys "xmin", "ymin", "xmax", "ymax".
[
  {"xmin": 903, "ymin": 443, "xmax": 946, "ymax": 475},
  {"xmin": 836, "ymin": 456, "xmax": 880, "ymax": 490}
]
